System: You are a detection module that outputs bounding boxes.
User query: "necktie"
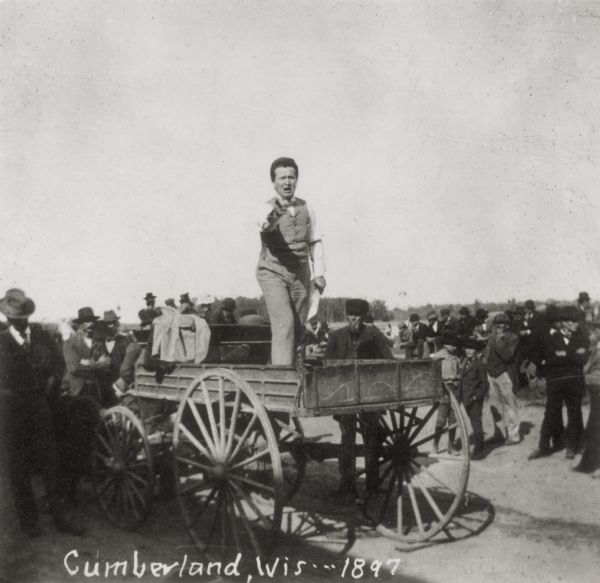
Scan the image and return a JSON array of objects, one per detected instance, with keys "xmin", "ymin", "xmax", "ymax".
[{"xmin": 21, "ymin": 331, "xmax": 30, "ymax": 351}]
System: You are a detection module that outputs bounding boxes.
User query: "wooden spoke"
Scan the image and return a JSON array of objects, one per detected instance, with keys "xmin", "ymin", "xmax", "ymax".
[
  {"xmin": 218, "ymin": 376, "xmax": 226, "ymax": 454},
  {"xmin": 187, "ymin": 487, "xmax": 218, "ymax": 528},
  {"xmin": 410, "ymin": 469, "xmax": 445, "ymax": 522},
  {"xmin": 228, "ymin": 412, "xmax": 258, "ymax": 462},
  {"xmin": 126, "ymin": 469, "xmax": 149, "ymax": 489},
  {"xmin": 229, "ymin": 479, "xmax": 272, "ymax": 531},
  {"xmin": 125, "ymin": 474, "xmax": 149, "ymax": 508},
  {"xmin": 411, "ymin": 422, "xmax": 458, "ymax": 449},
  {"xmin": 407, "ymin": 402, "xmax": 439, "ymax": 443},
  {"xmin": 200, "ymin": 380, "xmax": 221, "ymax": 455},
  {"xmin": 173, "ymin": 369, "xmax": 283, "ymax": 560},
  {"xmin": 409, "ymin": 459, "xmax": 458, "ymax": 496},
  {"xmin": 175, "ymin": 456, "xmax": 212, "ymax": 473},
  {"xmin": 404, "ymin": 408, "xmax": 419, "ymax": 436},
  {"xmin": 224, "ymin": 388, "xmax": 241, "ymax": 457},
  {"xmin": 185, "ymin": 398, "xmax": 218, "ymax": 458},
  {"xmin": 92, "ymin": 406, "xmax": 154, "ymax": 531},
  {"xmin": 360, "ymin": 383, "xmax": 470, "ymax": 543},
  {"xmin": 230, "ymin": 447, "xmax": 270, "ymax": 470},
  {"xmin": 228, "ymin": 472, "xmax": 276, "ymax": 496},
  {"xmin": 178, "ymin": 421, "xmax": 216, "ymax": 463},
  {"xmin": 406, "ymin": 474, "xmax": 425, "ymax": 536},
  {"xmin": 96, "ymin": 432, "xmax": 114, "ymax": 457},
  {"xmin": 97, "ymin": 475, "xmax": 116, "ymax": 498},
  {"xmin": 231, "ymin": 488, "xmax": 262, "ymax": 556},
  {"xmin": 122, "ymin": 479, "xmax": 142, "ymax": 521},
  {"xmin": 390, "ymin": 409, "xmax": 399, "ymax": 433},
  {"xmin": 226, "ymin": 487, "xmax": 243, "ymax": 553}
]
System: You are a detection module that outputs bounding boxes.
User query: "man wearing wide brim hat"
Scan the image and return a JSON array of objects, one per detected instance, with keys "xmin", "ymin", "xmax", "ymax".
[
  {"xmin": 0, "ymin": 288, "xmax": 85, "ymax": 536},
  {"xmin": 144, "ymin": 292, "xmax": 157, "ymax": 307},
  {"xmin": 62, "ymin": 306, "xmax": 105, "ymax": 400},
  {"xmin": 72, "ymin": 306, "xmax": 100, "ymax": 325},
  {"xmin": 325, "ymin": 299, "xmax": 394, "ymax": 499},
  {"xmin": 486, "ymin": 312, "xmax": 521, "ymax": 445},
  {"xmin": 90, "ymin": 310, "xmax": 132, "ymax": 408},
  {"xmin": 530, "ymin": 306, "xmax": 589, "ymax": 460}
]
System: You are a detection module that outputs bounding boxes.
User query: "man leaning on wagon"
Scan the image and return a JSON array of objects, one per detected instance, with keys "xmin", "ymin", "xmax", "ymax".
[
  {"xmin": 257, "ymin": 157, "xmax": 326, "ymax": 365},
  {"xmin": 0, "ymin": 288, "xmax": 85, "ymax": 537},
  {"xmin": 325, "ymin": 299, "xmax": 394, "ymax": 500}
]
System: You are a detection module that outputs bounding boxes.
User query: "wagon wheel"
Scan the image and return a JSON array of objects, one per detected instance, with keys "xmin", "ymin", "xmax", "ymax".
[
  {"xmin": 172, "ymin": 369, "xmax": 284, "ymax": 560},
  {"xmin": 361, "ymin": 386, "xmax": 470, "ymax": 542},
  {"xmin": 92, "ymin": 406, "xmax": 155, "ymax": 530},
  {"xmin": 272, "ymin": 415, "xmax": 306, "ymax": 501}
]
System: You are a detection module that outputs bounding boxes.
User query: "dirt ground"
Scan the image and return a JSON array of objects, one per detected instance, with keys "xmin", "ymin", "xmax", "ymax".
[{"xmin": 2, "ymin": 392, "xmax": 599, "ymax": 583}]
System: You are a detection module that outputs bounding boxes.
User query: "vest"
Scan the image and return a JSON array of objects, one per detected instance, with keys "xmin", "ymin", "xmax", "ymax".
[{"xmin": 258, "ymin": 197, "xmax": 311, "ymax": 275}]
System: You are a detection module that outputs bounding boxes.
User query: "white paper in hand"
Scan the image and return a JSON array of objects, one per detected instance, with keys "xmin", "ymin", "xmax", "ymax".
[{"xmin": 306, "ymin": 283, "xmax": 321, "ymax": 323}]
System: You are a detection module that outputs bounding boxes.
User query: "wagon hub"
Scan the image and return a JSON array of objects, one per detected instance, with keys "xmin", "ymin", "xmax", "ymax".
[
  {"xmin": 209, "ymin": 463, "xmax": 227, "ymax": 481},
  {"xmin": 105, "ymin": 457, "xmax": 126, "ymax": 474},
  {"xmin": 390, "ymin": 437, "xmax": 417, "ymax": 465}
]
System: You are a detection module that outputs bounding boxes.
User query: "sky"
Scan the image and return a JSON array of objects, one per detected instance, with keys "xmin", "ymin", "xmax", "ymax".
[{"xmin": 2, "ymin": 0, "xmax": 600, "ymax": 322}]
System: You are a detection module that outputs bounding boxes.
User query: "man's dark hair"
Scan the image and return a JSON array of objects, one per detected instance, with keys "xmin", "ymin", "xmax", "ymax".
[{"xmin": 270, "ymin": 157, "xmax": 299, "ymax": 182}]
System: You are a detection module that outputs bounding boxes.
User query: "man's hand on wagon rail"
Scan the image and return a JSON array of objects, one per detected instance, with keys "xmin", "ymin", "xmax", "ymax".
[{"xmin": 313, "ymin": 276, "xmax": 326, "ymax": 293}]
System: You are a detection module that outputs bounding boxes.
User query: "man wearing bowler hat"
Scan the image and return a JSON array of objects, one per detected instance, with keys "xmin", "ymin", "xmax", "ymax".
[
  {"xmin": 0, "ymin": 288, "xmax": 85, "ymax": 536},
  {"xmin": 256, "ymin": 157, "xmax": 326, "ymax": 365},
  {"xmin": 325, "ymin": 299, "xmax": 394, "ymax": 498}
]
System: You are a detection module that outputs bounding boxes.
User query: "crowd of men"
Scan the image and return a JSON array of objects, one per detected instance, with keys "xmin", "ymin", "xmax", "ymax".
[{"xmin": 0, "ymin": 288, "xmax": 252, "ymax": 538}]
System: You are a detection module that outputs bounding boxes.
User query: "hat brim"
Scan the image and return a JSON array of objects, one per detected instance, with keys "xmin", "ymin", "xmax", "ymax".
[
  {"xmin": 73, "ymin": 315, "xmax": 100, "ymax": 325},
  {"xmin": 0, "ymin": 298, "xmax": 36, "ymax": 319}
]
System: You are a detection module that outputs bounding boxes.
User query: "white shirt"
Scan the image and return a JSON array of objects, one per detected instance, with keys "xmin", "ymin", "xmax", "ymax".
[
  {"xmin": 105, "ymin": 339, "xmax": 116, "ymax": 354},
  {"xmin": 9, "ymin": 325, "xmax": 30, "ymax": 346}
]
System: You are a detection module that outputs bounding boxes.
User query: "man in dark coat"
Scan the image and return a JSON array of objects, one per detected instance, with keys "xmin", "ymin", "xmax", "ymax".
[
  {"xmin": 91, "ymin": 309, "xmax": 131, "ymax": 406},
  {"xmin": 212, "ymin": 297, "xmax": 237, "ymax": 324},
  {"xmin": 401, "ymin": 313, "xmax": 429, "ymax": 360},
  {"xmin": 0, "ymin": 288, "xmax": 84, "ymax": 536},
  {"xmin": 459, "ymin": 338, "xmax": 489, "ymax": 459},
  {"xmin": 325, "ymin": 299, "xmax": 394, "ymax": 498},
  {"xmin": 456, "ymin": 307, "xmax": 476, "ymax": 343},
  {"xmin": 529, "ymin": 306, "xmax": 589, "ymax": 460},
  {"xmin": 425, "ymin": 310, "xmax": 444, "ymax": 352}
]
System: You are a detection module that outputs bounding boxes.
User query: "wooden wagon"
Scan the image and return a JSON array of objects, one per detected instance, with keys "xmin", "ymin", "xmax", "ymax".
[{"xmin": 92, "ymin": 325, "xmax": 470, "ymax": 559}]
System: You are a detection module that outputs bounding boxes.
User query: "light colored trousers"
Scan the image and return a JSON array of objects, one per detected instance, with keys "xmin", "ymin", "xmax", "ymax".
[
  {"xmin": 487, "ymin": 372, "xmax": 520, "ymax": 441},
  {"xmin": 257, "ymin": 263, "xmax": 311, "ymax": 365}
]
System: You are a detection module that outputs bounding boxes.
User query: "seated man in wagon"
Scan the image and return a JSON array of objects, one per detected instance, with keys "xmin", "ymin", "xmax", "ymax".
[{"xmin": 325, "ymin": 299, "xmax": 395, "ymax": 499}]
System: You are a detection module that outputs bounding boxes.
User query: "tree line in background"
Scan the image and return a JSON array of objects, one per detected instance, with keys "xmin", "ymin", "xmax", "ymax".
[
  {"xmin": 36, "ymin": 296, "xmax": 589, "ymax": 330},
  {"xmin": 217, "ymin": 296, "xmax": 584, "ymax": 324}
]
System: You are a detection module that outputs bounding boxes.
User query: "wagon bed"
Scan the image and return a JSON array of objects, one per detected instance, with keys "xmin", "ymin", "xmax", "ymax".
[{"xmin": 132, "ymin": 357, "xmax": 443, "ymax": 416}]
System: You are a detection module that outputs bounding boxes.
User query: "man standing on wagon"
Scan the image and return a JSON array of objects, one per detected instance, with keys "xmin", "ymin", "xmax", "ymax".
[{"xmin": 257, "ymin": 157, "xmax": 326, "ymax": 365}]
